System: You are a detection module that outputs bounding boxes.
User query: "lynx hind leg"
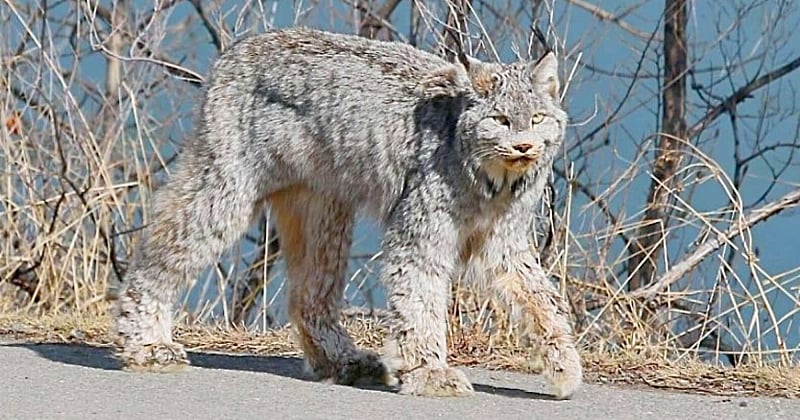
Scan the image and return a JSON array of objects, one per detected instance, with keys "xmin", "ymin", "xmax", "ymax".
[
  {"xmin": 111, "ymin": 160, "xmax": 263, "ymax": 372},
  {"xmin": 493, "ymin": 262, "xmax": 582, "ymax": 399},
  {"xmin": 271, "ymin": 188, "xmax": 391, "ymax": 387}
]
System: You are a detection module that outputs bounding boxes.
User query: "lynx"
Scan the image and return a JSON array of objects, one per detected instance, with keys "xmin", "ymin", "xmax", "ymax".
[{"xmin": 110, "ymin": 26, "xmax": 582, "ymax": 399}]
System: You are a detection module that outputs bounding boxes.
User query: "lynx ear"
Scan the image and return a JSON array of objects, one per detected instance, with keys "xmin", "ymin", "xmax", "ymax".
[
  {"xmin": 457, "ymin": 51, "xmax": 482, "ymax": 73},
  {"xmin": 459, "ymin": 52, "xmax": 499, "ymax": 97},
  {"xmin": 414, "ymin": 63, "xmax": 471, "ymax": 99},
  {"xmin": 528, "ymin": 51, "xmax": 560, "ymax": 101},
  {"xmin": 414, "ymin": 53, "xmax": 498, "ymax": 99}
]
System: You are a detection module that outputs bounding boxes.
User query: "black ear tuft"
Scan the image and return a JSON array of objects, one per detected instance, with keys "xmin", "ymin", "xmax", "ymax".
[
  {"xmin": 457, "ymin": 51, "xmax": 471, "ymax": 71},
  {"xmin": 531, "ymin": 24, "xmax": 553, "ymax": 55}
]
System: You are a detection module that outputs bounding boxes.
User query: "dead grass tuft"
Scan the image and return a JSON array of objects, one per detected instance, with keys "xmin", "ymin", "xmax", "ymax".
[{"xmin": 582, "ymin": 352, "xmax": 800, "ymax": 398}]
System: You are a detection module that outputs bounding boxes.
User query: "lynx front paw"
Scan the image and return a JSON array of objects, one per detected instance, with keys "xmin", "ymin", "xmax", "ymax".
[
  {"xmin": 398, "ymin": 367, "xmax": 474, "ymax": 397},
  {"xmin": 118, "ymin": 342, "xmax": 190, "ymax": 373},
  {"xmin": 329, "ymin": 351, "xmax": 396, "ymax": 387},
  {"xmin": 537, "ymin": 340, "xmax": 582, "ymax": 399}
]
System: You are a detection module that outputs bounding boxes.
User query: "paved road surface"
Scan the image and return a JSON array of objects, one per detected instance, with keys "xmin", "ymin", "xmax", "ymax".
[{"xmin": 1, "ymin": 340, "xmax": 797, "ymax": 419}]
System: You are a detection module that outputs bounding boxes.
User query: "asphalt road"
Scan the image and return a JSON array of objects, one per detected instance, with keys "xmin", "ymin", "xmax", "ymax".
[{"xmin": 1, "ymin": 340, "xmax": 798, "ymax": 419}]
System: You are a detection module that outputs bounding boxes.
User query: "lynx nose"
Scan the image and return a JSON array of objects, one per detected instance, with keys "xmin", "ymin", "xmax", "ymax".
[{"xmin": 512, "ymin": 143, "xmax": 534, "ymax": 153}]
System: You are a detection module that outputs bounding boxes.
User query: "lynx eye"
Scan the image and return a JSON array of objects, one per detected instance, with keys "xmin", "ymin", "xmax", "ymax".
[
  {"xmin": 531, "ymin": 113, "xmax": 546, "ymax": 125},
  {"xmin": 493, "ymin": 115, "xmax": 511, "ymax": 127}
]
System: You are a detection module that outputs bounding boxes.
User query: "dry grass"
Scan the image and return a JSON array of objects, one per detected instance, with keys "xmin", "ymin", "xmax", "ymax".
[{"xmin": 1, "ymin": 311, "xmax": 799, "ymax": 399}]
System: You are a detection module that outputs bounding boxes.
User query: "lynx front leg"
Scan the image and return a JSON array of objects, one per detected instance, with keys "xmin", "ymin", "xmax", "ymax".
[
  {"xmin": 475, "ymin": 171, "xmax": 583, "ymax": 399},
  {"xmin": 492, "ymin": 256, "xmax": 582, "ymax": 399},
  {"xmin": 380, "ymin": 188, "xmax": 473, "ymax": 397}
]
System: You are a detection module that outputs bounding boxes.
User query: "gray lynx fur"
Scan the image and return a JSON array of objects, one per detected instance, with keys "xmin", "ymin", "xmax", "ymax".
[{"xmin": 109, "ymin": 26, "xmax": 582, "ymax": 399}]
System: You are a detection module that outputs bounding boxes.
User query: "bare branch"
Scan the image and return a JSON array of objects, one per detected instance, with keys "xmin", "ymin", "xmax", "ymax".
[
  {"xmin": 689, "ymin": 55, "xmax": 800, "ymax": 137},
  {"xmin": 628, "ymin": 0, "xmax": 688, "ymax": 289},
  {"xmin": 356, "ymin": 0, "xmax": 402, "ymax": 39},
  {"xmin": 190, "ymin": 0, "xmax": 224, "ymax": 51},
  {"xmin": 562, "ymin": 0, "xmax": 654, "ymax": 39},
  {"xmin": 632, "ymin": 186, "xmax": 800, "ymax": 302}
]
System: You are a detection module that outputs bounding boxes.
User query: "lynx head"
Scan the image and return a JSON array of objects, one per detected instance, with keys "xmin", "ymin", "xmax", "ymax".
[{"xmin": 416, "ymin": 50, "xmax": 567, "ymax": 195}]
